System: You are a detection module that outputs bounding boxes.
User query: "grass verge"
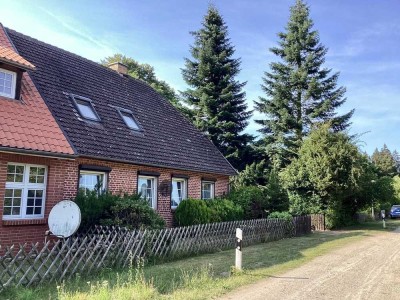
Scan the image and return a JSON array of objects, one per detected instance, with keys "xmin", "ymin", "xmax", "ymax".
[{"xmin": 3, "ymin": 220, "xmax": 398, "ymax": 300}]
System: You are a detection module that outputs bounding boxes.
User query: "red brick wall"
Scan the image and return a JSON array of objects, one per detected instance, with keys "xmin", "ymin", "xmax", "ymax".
[{"xmin": 0, "ymin": 153, "xmax": 230, "ymax": 245}]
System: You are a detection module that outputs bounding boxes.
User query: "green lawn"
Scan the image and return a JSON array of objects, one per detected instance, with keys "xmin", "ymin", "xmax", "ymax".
[{"xmin": 3, "ymin": 220, "xmax": 398, "ymax": 300}]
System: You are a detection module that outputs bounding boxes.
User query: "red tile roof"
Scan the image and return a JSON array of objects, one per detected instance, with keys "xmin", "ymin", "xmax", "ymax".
[
  {"xmin": 0, "ymin": 45, "xmax": 35, "ymax": 70},
  {"xmin": 0, "ymin": 24, "xmax": 74, "ymax": 156}
]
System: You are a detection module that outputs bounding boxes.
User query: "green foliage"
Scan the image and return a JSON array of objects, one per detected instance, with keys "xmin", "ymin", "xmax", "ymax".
[
  {"xmin": 101, "ymin": 194, "xmax": 166, "ymax": 230},
  {"xmin": 280, "ymin": 124, "xmax": 368, "ymax": 228},
  {"xmin": 101, "ymin": 54, "xmax": 192, "ymax": 118},
  {"xmin": 267, "ymin": 211, "xmax": 293, "ymax": 222},
  {"xmin": 205, "ymin": 198, "xmax": 244, "ymax": 222},
  {"xmin": 266, "ymin": 169, "xmax": 290, "ymax": 212},
  {"xmin": 392, "ymin": 176, "xmax": 400, "ymax": 202},
  {"xmin": 174, "ymin": 198, "xmax": 244, "ymax": 226},
  {"xmin": 174, "ymin": 199, "xmax": 212, "ymax": 226},
  {"xmin": 228, "ymin": 186, "xmax": 267, "ymax": 219},
  {"xmin": 254, "ymin": 0, "xmax": 353, "ymax": 168},
  {"xmin": 230, "ymin": 160, "xmax": 269, "ymax": 189},
  {"xmin": 371, "ymin": 144, "xmax": 398, "ymax": 177},
  {"xmin": 75, "ymin": 191, "xmax": 165, "ymax": 230},
  {"xmin": 75, "ymin": 190, "xmax": 118, "ymax": 228},
  {"xmin": 181, "ymin": 5, "xmax": 253, "ymax": 170}
]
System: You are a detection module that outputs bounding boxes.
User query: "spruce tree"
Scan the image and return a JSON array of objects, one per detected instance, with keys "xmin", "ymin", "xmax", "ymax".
[
  {"xmin": 255, "ymin": 0, "xmax": 354, "ymax": 168},
  {"xmin": 181, "ymin": 6, "xmax": 252, "ymax": 170},
  {"xmin": 371, "ymin": 144, "xmax": 397, "ymax": 177}
]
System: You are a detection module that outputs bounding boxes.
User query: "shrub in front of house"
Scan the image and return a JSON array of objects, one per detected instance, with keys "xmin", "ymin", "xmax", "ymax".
[
  {"xmin": 227, "ymin": 186, "xmax": 267, "ymax": 219},
  {"xmin": 174, "ymin": 198, "xmax": 212, "ymax": 226},
  {"xmin": 75, "ymin": 191, "xmax": 165, "ymax": 230},
  {"xmin": 174, "ymin": 198, "xmax": 244, "ymax": 226},
  {"xmin": 101, "ymin": 194, "xmax": 166, "ymax": 230},
  {"xmin": 205, "ymin": 198, "xmax": 244, "ymax": 222},
  {"xmin": 75, "ymin": 190, "xmax": 118, "ymax": 228}
]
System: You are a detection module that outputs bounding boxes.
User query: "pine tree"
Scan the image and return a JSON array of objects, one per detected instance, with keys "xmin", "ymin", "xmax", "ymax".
[
  {"xmin": 181, "ymin": 5, "xmax": 252, "ymax": 170},
  {"xmin": 371, "ymin": 144, "xmax": 397, "ymax": 177},
  {"xmin": 255, "ymin": 0, "xmax": 354, "ymax": 168}
]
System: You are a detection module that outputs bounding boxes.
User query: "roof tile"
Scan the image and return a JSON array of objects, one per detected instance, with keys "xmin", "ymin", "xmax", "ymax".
[
  {"xmin": 6, "ymin": 27, "xmax": 235, "ymax": 175},
  {"xmin": 0, "ymin": 25, "xmax": 74, "ymax": 156}
]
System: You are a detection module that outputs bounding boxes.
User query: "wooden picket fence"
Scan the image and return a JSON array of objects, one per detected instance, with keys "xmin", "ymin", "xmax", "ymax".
[
  {"xmin": 0, "ymin": 215, "xmax": 314, "ymax": 290},
  {"xmin": 310, "ymin": 213, "xmax": 326, "ymax": 231}
]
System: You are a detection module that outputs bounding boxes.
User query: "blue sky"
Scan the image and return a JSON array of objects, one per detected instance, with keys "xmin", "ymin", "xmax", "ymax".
[{"xmin": 1, "ymin": 0, "xmax": 399, "ymax": 154}]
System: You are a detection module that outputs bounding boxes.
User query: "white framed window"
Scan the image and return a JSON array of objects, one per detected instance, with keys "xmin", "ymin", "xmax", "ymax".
[
  {"xmin": 171, "ymin": 178, "xmax": 187, "ymax": 208},
  {"xmin": 71, "ymin": 95, "xmax": 100, "ymax": 121},
  {"xmin": 0, "ymin": 68, "xmax": 16, "ymax": 98},
  {"xmin": 3, "ymin": 163, "xmax": 47, "ymax": 220},
  {"xmin": 138, "ymin": 176, "xmax": 157, "ymax": 209},
  {"xmin": 202, "ymin": 181, "xmax": 215, "ymax": 200},
  {"xmin": 79, "ymin": 171, "xmax": 107, "ymax": 194}
]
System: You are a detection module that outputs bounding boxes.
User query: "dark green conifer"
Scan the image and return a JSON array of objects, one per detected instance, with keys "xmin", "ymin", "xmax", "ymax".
[
  {"xmin": 255, "ymin": 0, "xmax": 354, "ymax": 167},
  {"xmin": 182, "ymin": 6, "xmax": 252, "ymax": 170}
]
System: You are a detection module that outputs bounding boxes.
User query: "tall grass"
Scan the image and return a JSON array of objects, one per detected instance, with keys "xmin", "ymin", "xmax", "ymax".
[{"xmin": 57, "ymin": 258, "xmax": 159, "ymax": 300}]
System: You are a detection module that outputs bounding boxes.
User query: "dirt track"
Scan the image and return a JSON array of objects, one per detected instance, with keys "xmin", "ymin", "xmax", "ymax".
[{"xmin": 220, "ymin": 228, "xmax": 400, "ymax": 300}]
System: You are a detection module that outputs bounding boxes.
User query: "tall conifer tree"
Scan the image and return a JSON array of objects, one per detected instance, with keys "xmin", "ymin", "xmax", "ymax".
[
  {"xmin": 255, "ymin": 0, "xmax": 354, "ymax": 168},
  {"xmin": 182, "ymin": 6, "xmax": 252, "ymax": 170}
]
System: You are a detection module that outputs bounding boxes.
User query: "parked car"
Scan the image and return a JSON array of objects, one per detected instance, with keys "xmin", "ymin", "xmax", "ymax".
[{"xmin": 389, "ymin": 205, "xmax": 400, "ymax": 219}]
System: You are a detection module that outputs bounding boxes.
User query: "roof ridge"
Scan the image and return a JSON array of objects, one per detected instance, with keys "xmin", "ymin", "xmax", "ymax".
[
  {"xmin": 6, "ymin": 26, "xmax": 237, "ymax": 175},
  {"xmin": 5, "ymin": 27, "xmax": 165, "ymax": 92}
]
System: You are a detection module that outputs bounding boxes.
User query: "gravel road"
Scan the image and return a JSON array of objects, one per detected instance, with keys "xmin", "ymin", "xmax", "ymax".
[{"xmin": 220, "ymin": 228, "xmax": 400, "ymax": 300}]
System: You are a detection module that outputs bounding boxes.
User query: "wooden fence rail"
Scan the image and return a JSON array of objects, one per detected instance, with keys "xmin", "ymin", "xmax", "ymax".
[{"xmin": 0, "ymin": 215, "xmax": 317, "ymax": 290}]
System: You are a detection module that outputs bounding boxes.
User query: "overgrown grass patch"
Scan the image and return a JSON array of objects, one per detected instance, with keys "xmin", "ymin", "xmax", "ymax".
[{"xmin": 3, "ymin": 221, "xmax": 398, "ymax": 300}]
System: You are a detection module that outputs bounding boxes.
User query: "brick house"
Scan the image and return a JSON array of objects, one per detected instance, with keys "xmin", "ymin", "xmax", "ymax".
[{"xmin": 0, "ymin": 24, "xmax": 236, "ymax": 245}]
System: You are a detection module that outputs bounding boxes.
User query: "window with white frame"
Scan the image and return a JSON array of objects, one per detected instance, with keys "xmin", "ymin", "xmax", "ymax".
[
  {"xmin": 171, "ymin": 178, "xmax": 187, "ymax": 208},
  {"xmin": 201, "ymin": 181, "xmax": 215, "ymax": 200},
  {"xmin": 138, "ymin": 176, "xmax": 157, "ymax": 208},
  {"xmin": 79, "ymin": 171, "xmax": 107, "ymax": 194},
  {"xmin": 0, "ymin": 68, "xmax": 16, "ymax": 98},
  {"xmin": 3, "ymin": 163, "xmax": 47, "ymax": 219}
]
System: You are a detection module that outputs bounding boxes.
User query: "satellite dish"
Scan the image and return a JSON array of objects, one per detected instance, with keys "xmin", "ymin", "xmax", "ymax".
[{"xmin": 48, "ymin": 200, "xmax": 81, "ymax": 238}]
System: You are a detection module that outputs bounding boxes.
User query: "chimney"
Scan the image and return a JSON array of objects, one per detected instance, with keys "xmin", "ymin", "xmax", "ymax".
[{"xmin": 108, "ymin": 62, "xmax": 128, "ymax": 75}]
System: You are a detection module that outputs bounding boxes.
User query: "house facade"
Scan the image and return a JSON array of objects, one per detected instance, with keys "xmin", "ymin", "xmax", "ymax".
[{"xmin": 0, "ymin": 24, "xmax": 236, "ymax": 245}]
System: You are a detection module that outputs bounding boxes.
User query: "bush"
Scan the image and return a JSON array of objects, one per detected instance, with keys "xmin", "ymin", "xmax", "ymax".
[
  {"xmin": 267, "ymin": 211, "xmax": 293, "ymax": 222},
  {"xmin": 75, "ymin": 191, "xmax": 165, "ymax": 230},
  {"xmin": 174, "ymin": 198, "xmax": 244, "ymax": 226},
  {"xmin": 174, "ymin": 199, "xmax": 212, "ymax": 226},
  {"xmin": 101, "ymin": 194, "xmax": 166, "ymax": 230},
  {"xmin": 205, "ymin": 198, "xmax": 244, "ymax": 222},
  {"xmin": 228, "ymin": 186, "xmax": 267, "ymax": 219},
  {"xmin": 75, "ymin": 190, "xmax": 119, "ymax": 228}
]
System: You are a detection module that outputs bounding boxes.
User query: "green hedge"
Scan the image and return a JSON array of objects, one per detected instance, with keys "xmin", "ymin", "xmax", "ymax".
[
  {"xmin": 267, "ymin": 211, "xmax": 293, "ymax": 222},
  {"xmin": 174, "ymin": 198, "xmax": 244, "ymax": 226}
]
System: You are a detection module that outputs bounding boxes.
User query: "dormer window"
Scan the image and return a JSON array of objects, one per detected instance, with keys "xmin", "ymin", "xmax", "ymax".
[
  {"xmin": 71, "ymin": 95, "xmax": 100, "ymax": 121},
  {"xmin": 118, "ymin": 108, "xmax": 140, "ymax": 131},
  {"xmin": 0, "ymin": 68, "xmax": 16, "ymax": 98}
]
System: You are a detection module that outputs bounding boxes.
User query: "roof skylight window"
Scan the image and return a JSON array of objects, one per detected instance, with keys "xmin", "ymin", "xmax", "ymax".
[
  {"xmin": 119, "ymin": 110, "xmax": 140, "ymax": 130},
  {"xmin": 71, "ymin": 95, "xmax": 100, "ymax": 121}
]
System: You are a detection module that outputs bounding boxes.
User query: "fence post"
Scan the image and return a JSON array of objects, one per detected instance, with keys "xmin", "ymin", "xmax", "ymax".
[{"xmin": 235, "ymin": 228, "xmax": 242, "ymax": 270}]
